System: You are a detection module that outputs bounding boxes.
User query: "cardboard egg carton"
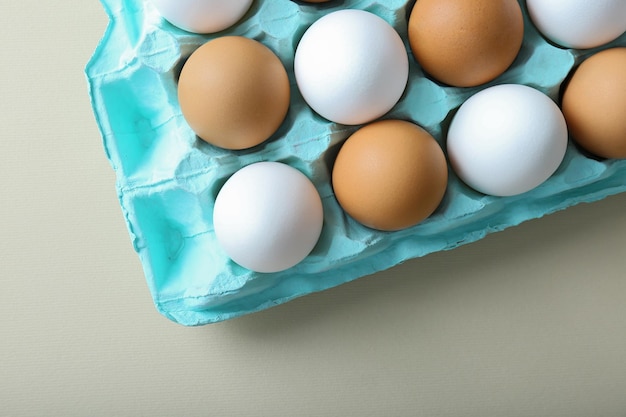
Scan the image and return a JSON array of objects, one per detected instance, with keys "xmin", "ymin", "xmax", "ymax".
[{"xmin": 86, "ymin": 0, "xmax": 626, "ymax": 325}]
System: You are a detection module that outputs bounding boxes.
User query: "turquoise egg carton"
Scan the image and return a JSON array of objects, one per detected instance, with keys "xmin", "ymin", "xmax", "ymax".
[{"xmin": 86, "ymin": 0, "xmax": 626, "ymax": 325}]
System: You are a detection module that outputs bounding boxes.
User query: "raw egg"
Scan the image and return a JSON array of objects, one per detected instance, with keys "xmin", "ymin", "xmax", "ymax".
[
  {"xmin": 178, "ymin": 36, "xmax": 290, "ymax": 150},
  {"xmin": 332, "ymin": 120, "xmax": 448, "ymax": 231},
  {"xmin": 149, "ymin": 0, "xmax": 253, "ymax": 34},
  {"xmin": 527, "ymin": 0, "xmax": 626, "ymax": 49},
  {"xmin": 447, "ymin": 84, "xmax": 568, "ymax": 196},
  {"xmin": 408, "ymin": 0, "xmax": 524, "ymax": 87},
  {"xmin": 213, "ymin": 162, "xmax": 324, "ymax": 273},
  {"xmin": 294, "ymin": 10, "xmax": 409, "ymax": 125},
  {"xmin": 562, "ymin": 48, "xmax": 626, "ymax": 159}
]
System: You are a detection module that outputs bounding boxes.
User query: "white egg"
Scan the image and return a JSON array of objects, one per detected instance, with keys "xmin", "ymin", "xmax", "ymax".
[
  {"xmin": 526, "ymin": 0, "xmax": 626, "ymax": 49},
  {"xmin": 149, "ymin": 0, "xmax": 253, "ymax": 34},
  {"xmin": 213, "ymin": 162, "xmax": 324, "ymax": 273},
  {"xmin": 294, "ymin": 10, "xmax": 409, "ymax": 125},
  {"xmin": 447, "ymin": 84, "xmax": 568, "ymax": 197}
]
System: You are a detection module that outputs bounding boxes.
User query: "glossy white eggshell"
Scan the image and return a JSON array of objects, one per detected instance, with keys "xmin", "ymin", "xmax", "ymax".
[
  {"xmin": 447, "ymin": 84, "xmax": 568, "ymax": 197},
  {"xmin": 149, "ymin": 0, "xmax": 253, "ymax": 34},
  {"xmin": 213, "ymin": 162, "xmax": 324, "ymax": 273},
  {"xmin": 526, "ymin": 0, "xmax": 626, "ymax": 49},
  {"xmin": 294, "ymin": 9, "xmax": 409, "ymax": 125}
]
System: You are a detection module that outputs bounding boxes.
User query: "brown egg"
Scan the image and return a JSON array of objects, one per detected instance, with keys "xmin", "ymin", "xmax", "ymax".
[
  {"xmin": 178, "ymin": 36, "xmax": 290, "ymax": 150},
  {"xmin": 332, "ymin": 120, "xmax": 448, "ymax": 231},
  {"xmin": 561, "ymin": 48, "xmax": 626, "ymax": 159},
  {"xmin": 408, "ymin": 0, "xmax": 524, "ymax": 87}
]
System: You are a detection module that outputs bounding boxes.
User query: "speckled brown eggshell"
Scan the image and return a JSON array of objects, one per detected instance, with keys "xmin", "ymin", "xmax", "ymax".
[
  {"xmin": 408, "ymin": 0, "xmax": 524, "ymax": 87},
  {"xmin": 562, "ymin": 48, "xmax": 626, "ymax": 159},
  {"xmin": 332, "ymin": 119, "xmax": 448, "ymax": 231},
  {"xmin": 177, "ymin": 36, "xmax": 290, "ymax": 150}
]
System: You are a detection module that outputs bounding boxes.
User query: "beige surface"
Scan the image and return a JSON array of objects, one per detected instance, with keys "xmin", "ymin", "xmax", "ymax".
[{"xmin": 2, "ymin": 2, "xmax": 626, "ymax": 416}]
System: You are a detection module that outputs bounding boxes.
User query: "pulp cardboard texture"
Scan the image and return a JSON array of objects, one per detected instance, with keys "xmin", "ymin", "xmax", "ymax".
[{"xmin": 86, "ymin": 0, "xmax": 626, "ymax": 325}]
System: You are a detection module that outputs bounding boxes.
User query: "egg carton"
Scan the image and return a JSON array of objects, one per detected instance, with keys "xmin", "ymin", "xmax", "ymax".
[{"xmin": 86, "ymin": 0, "xmax": 626, "ymax": 325}]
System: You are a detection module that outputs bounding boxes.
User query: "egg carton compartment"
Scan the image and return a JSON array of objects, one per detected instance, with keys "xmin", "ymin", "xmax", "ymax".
[{"xmin": 87, "ymin": 0, "xmax": 626, "ymax": 325}]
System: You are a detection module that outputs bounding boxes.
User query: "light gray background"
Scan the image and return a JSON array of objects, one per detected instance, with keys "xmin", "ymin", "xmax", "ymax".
[{"xmin": 2, "ymin": 2, "xmax": 626, "ymax": 416}]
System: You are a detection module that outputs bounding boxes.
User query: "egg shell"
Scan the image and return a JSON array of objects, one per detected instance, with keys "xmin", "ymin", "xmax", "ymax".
[
  {"xmin": 562, "ymin": 48, "xmax": 626, "ymax": 159},
  {"xmin": 332, "ymin": 120, "xmax": 448, "ymax": 231},
  {"xmin": 408, "ymin": 0, "xmax": 524, "ymax": 87},
  {"xmin": 213, "ymin": 162, "xmax": 324, "ymax": 273},
  {"xmin": 447, "ymin": 84, "xmax": 568, "ymax": 196},
  {"xmin": 177, "ymin": 36, "xmax": 290, "ymax": 150},
  {"xmin": 149, "ymin": 0, "xmax": 253, "ymax": 34},
  {"xmin": 526, "ymin": 0, "xmax": 626, "ymax": 49},
  {"xmin": 294, "ymin": 9, "xmax": 409, "ymax": 125}
]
